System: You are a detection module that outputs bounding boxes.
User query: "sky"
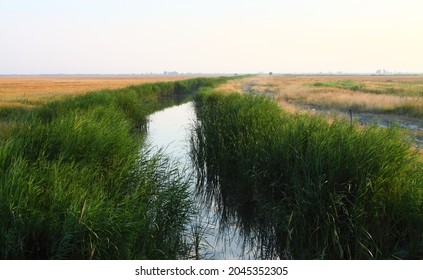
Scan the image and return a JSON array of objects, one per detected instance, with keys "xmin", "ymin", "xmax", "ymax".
[{"xmin": 1, "ymin": 0, "xmax": 422, "ymax": 74}]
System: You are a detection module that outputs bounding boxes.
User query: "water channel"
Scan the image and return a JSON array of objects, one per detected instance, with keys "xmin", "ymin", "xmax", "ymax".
[
  {"xmin": 145, "ymin": 96, "xmax": 423, "ymax": 260},
  {"xmin": 146, "ymin": 102, "xmax": 261, "ymax": 259}
]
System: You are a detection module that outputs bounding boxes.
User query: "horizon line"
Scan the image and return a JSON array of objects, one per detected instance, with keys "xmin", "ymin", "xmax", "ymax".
[{"xmin": 1, "ymin": 72, "xmax": 423, "ymax": 77}]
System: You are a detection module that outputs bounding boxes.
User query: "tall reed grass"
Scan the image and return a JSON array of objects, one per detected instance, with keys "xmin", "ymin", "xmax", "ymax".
[
  {"xmin": 191, "ymin": 90, "xmax": 423, "ymax": 259},
  {"xmin": 0, "ymin": 77, "xmax": 229, "ymax": 259}
]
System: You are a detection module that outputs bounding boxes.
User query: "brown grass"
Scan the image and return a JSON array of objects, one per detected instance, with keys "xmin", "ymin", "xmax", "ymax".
[
  {"xmin": 0, "ymin": 75, "xmax": 201, "ymax": 107},
  {"xmin": 218, "ymin": 75, "xmax": 423, "ymax": 118}
]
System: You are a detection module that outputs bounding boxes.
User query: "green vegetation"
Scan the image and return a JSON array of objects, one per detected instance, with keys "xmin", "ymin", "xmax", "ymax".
[
  {"xmin": 0, "ymin": 77, "xmax": 229, "ymax": 259},
  {"xmin": 312, "ymin": 79, "xmax": 423, "ymax": 97},
  {"xmin": 313, "ymin": 80, "xmax": 364, "ymax": 91},
  {"xmin": 192, "ymin": 90, "xmax": 423, "ymax": 259}
]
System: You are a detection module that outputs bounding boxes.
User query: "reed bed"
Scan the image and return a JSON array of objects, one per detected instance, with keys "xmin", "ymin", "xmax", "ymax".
[
  {"xmin": 191, "ymin": 90, "xmax": 423, "ymax": 259},
  {"xmin": 0, "ymin": 77, "xmax": 229, "ymax": 259}
]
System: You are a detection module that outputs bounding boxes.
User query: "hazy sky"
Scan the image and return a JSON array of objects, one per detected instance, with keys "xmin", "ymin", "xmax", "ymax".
[{"xmin": 1, "ymin": 0, "xmax": 422, "ymax": 74}]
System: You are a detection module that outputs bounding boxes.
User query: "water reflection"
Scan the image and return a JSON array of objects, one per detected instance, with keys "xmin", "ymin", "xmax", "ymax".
[
  {"xmin": 146, "ymin": 101, "xmax": 262, "ymax": 259},
  {"xmin": 190, "ymin": 105, "xmax": 286, "ymax": 260},
  {"xmin": 193, "ymin": 164, "xmax": 285, "ymax": 259},
  {"xmin": 146, "ymin": 102, "xmax": 195, "ymax": 159}
]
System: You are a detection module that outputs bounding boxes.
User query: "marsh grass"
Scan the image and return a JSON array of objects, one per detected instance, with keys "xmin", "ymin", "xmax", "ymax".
[
  {"xmin": 192, "ymin": 90, "xmax": 423, "ymax": 259},
  {"xmin": 309, "ymin": 79, "xmax": 423, "ymax": 117},
  {"xmin": 0, "ymin": 77, "xmax": 230, "ymax": 259},
  {"xmin": 313, "ymin": 79, "xmax": 423, "ymax": 97},
  {"xmin": 313, "ymin": 80, "xmax": 364, "ymax": 91}
]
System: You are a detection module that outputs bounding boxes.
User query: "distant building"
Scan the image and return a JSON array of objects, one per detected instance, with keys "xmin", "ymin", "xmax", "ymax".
[{"xmin": 163, "ymin": 71, "xmax": 179, "ymax": 75}]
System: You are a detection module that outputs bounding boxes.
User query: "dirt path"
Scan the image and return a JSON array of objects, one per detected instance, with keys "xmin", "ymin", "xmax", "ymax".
[
  {"xmin": 352, "ymin": 112, "xmax": 423, "ymax": 149},
  {"xmin": 243, "ymin": 81, "xmax": 277, "ymax": 99}
]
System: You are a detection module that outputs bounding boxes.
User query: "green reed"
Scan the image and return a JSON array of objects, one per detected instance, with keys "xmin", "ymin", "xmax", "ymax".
[
  {"xmin": 0, "ymin": 77, "xmax": 230, "ymax": 259},
  {"xmin": 191, "ymin": 90, "xmax": 423, "ymax": 259}
]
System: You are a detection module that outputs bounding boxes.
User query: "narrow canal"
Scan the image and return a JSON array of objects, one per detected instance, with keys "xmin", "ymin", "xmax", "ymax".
[{"xmin": 146, "ymin": 102, "xmax": 261, "ymax": 259}]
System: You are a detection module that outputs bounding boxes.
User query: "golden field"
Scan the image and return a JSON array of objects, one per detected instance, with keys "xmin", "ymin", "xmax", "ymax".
[{"xmin": 0, "ymin": 75, "xmax": 198, "ymax": 107}]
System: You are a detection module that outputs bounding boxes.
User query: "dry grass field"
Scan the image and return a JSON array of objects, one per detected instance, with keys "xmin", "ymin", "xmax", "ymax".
[
  {"xmin": 218, "ymin": 75, "xmax": 423, "ymax": 118},
  {"xmin": 218, "ymin": 75, "xmax": 423, "ymax": 150},
  {"xmin": 0, "ymin": 75, "xmax": 198, "ymax": 107}
]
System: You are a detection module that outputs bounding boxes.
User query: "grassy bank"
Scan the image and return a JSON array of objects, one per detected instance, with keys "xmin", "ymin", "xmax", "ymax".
[
  {"xmin": 192, "ymin": 90, "xmax": 423, "ymax": 259},
  {"xmin": 0, "ymin": 77, "xmax": 228, "ymax": 259}
]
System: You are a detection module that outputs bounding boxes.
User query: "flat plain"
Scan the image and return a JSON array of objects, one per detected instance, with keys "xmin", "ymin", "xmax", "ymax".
[
  {"xmin": 218, "ymin": 75, "xmax": 423, "ymax": 115},
  {"xmin": 0, "ymin": 75, "xmax": 199, "ymax": 107}
]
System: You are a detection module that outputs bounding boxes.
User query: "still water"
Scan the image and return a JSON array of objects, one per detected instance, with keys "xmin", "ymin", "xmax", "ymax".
[{"xmin": 146, "ymin": 102, "xmax": 259, "ymax": 259}]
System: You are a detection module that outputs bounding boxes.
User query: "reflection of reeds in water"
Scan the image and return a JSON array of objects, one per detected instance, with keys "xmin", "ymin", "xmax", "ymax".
[{"xmin": 191, "ymin": 89, "xmax": 423, "ymax": 259}]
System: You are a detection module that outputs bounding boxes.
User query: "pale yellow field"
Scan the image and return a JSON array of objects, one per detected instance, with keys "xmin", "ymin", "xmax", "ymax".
[{"xmin": 0, "ymin": 75, "xmax": 198, "ymax": 107}]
